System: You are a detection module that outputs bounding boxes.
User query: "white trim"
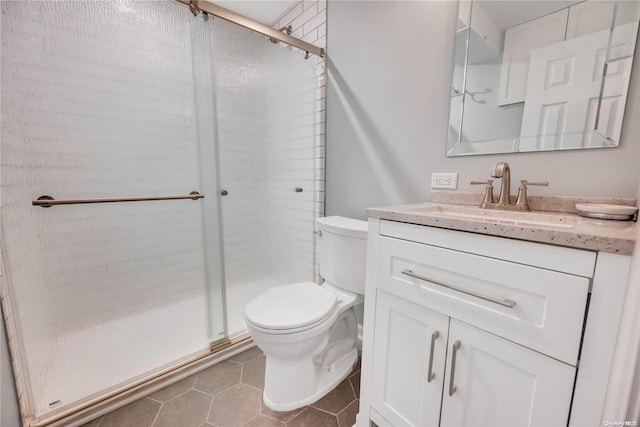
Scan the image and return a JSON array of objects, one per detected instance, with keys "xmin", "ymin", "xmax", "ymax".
[
  {"xmin": 601, "ymin": 226, "xmax": 640, "ymax": 422},
  {"xmin": 355, "ymin": 218, "xmax": 381, "ymax": 427},
  {"xmin": 570, "ymin": 253, "xmax": 632, "ymax": 426}
]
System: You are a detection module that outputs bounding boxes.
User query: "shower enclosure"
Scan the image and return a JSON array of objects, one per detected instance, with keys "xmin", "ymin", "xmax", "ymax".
[{"xmin": 0, "ymin": 1, "xmax": 320, "ymax": 424}]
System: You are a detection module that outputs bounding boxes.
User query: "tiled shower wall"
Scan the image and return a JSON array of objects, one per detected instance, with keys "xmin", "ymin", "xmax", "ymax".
[
  {"xmin": 214, "ymin": 18, "xmax": 317, "ymax": 335},
  {"xmin": 271, "ymin": 0, "xmax": 327, "ymax": 283}
]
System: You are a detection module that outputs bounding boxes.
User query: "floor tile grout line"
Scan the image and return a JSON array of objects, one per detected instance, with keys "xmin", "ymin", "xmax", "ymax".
[
  {"xmin": 335, "ymin": 397, "xmax": 358, "ymax": 417},
  {"xmin": 313, "ymin": 405, "xmax": 342, "ymax": 417},
  {"xmin": 232, "ymin": 350, "xmax": 263, "ymax": 365},
  {"xmin": 240, "ymin": 413, "xmax": 261, "ymax": 427},
  {"xmin": 196, "ymin": 388, "xmax": 217, "ymax": 399},
  {"xmin": 286, "ymin": 406, "xmax": 310, "ymax": 425},
  {"xmin": 149, "ymin": 400, "xmax": 164, "ymax": 427},
  {"xmin": 147, "ymin": 374, "xmax": 198, "ymax": 405},
  {"xmin": 154, "ymin": 380, "xmax": 199, "ymax": 404},
  {"xmin": 95, "ymin": 416, "xmax": 104, "ymax": 427},
  {"xmin": 147, "ymin": 395, "xmax": 164, "ymax": 404},
  {"xmin": 242, "ymin": 382, "xmax": 263, "ymax": 393},
  {"xmin": 347, "ymin": 377, "xmax": 357, "ymax": 398},
  {"xmin": 194, "ymin": 369, "xmax": 243, "ymax": 398},
  {"xmin": 260, "ymin": 408, "xmax": 289, "ymax": 423},
  {"xmin": 205, "ymin": 388, "xmax": 216, "ymax": 426}
]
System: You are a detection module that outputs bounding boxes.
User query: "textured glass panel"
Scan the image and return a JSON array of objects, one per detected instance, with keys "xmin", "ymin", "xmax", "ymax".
[
  {"xmin": 211, "ymin": 19, "xmax": 316, "ymax": 335},
  {"xmin": 1, "ymin": 0, "xmax": 218, "ymax": 416}
]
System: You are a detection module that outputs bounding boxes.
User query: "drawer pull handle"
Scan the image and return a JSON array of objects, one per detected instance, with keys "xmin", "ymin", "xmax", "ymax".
[
  {"xmin": 401, "ymin": 269, "xmax": 516, "ymax": 308},
  {"xmin": 427, "ymin": 331, "xmax": 439, "ymax": 383},
  {"xmin": 449, "ymin": 340, "xmax": 461, "ymax": 396}
]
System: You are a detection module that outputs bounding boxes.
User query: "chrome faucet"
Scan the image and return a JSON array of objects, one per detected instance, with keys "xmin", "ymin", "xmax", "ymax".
[
  {"xmin": 491, "ymin": 162, "xmax": 511, "ymax": 205},
  {"xmin": 471, "ymin": 162, "xmax": 549, "ymax": 211}
]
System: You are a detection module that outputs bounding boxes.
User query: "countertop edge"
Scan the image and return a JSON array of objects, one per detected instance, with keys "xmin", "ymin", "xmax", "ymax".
[{"xmin": 367, "ymin": 204, "xmax": 636, "ymax": 256}]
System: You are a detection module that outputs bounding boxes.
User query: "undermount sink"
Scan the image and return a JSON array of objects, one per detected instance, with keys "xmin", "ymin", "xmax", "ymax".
[{"xmin": 408, "ymin": 204, "xmax": 580, "ymax": 229}]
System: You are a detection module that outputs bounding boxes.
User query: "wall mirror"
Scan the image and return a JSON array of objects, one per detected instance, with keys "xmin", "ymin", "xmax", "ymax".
[{"xmin": 447, "ymin": 0, "xmax": 640, "ymax": 156}]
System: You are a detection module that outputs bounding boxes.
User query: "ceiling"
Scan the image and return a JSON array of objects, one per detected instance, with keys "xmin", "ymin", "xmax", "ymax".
[{"xmin": 213, "ymin": 0, "xmax": 298, "ymax": 25}]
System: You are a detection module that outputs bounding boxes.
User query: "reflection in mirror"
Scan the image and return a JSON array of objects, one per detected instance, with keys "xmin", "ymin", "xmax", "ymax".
[{"xmin": 447, "ymin": 0, "xmax": 640, "ymax": 157}]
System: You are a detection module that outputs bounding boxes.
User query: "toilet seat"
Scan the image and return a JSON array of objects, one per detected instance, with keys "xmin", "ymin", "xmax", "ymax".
[{"xmin": 245, "ymin": 282, "xmax": 338, "ymax": 333}]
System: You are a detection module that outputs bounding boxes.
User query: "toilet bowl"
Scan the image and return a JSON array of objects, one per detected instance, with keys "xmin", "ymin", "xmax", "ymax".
[{"xmin": 244, "ymin": 216, "xmax": 367, "ymax": 411}]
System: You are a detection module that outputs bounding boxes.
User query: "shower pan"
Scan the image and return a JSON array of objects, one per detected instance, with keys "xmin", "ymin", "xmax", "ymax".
[{"xmin": 0, "ymin": 1, "xmax": 321, "ymax": 425}]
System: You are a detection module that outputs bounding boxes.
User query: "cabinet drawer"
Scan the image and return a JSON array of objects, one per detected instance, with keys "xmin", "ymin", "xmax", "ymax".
[{"xmin": 376, "ymin": 236, "xmax": 589, "ymax": 365}]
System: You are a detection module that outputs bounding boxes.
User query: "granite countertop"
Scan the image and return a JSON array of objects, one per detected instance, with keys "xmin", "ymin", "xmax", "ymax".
[{"xmin": 367, "ymin": 193, "xmax": 638, "ymax": 255}]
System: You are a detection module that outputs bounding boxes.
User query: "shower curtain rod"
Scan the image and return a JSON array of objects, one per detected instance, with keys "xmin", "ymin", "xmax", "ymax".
[{"xmin": 176, "ymin": 0, "xmax": 325, "ymax": 58}]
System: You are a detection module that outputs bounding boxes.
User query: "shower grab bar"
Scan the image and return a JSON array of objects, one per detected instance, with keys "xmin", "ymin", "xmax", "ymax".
[{"xmin": 32, "ymin": 191, "xmax": 204, "ymax": 208}]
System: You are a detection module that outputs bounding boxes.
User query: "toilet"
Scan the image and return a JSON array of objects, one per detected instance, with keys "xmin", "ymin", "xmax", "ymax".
[{"xmin": 244, "ymin": 216, "xmax": 367, "ymax": 411}]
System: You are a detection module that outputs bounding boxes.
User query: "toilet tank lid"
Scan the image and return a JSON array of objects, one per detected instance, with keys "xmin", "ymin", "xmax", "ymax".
[{"xmin": 315, "ymin": 216, "xmax": 368, "ymax": 239}]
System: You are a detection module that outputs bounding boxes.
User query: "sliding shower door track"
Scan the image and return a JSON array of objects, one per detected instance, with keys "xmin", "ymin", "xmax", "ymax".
[{"xmin": 29, "ymin": 336, "xmax": 253, "ymax": 427}]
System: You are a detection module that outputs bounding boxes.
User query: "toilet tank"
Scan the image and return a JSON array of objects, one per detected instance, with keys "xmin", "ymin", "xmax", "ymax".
[{"xmin": 315, "ymin": 216, "xmax": 368, "ymax": 295}]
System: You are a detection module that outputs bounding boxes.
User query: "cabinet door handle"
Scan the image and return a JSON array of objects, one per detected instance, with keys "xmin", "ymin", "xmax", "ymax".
[
  {"xmin": 427, "ymin": 330, "xmax": 440, "ymax": 383},
  {"xmin": 449, "ymin": 340, "xmax": 461, "ymax": 397},
  {"xmin": 401, "ymin": 269, "xmax": 516, "ymax": 308}
]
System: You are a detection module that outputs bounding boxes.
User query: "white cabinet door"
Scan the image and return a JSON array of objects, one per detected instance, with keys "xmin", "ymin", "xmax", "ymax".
[
  {"xmin": 370, "ymin": 290, "xmax": 450, "ymax": 427},
  {"xmin": 440, "ymin": 319, "xmax": 576, "ymax": 427},
  {"xmin": 498, "ymin": 9, "xmax": 568, "ymax": 106}
]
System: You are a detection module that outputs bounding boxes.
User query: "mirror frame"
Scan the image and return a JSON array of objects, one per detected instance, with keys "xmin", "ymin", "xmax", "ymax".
[{"xmin": 447, "ymin": 0, "xmax": 640, "ymax": 157}]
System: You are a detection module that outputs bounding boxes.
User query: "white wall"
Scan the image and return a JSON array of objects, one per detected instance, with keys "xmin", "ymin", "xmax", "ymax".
[{"xmin": 325, "ymin": 1, "xmax": 640, "ymax": 220}]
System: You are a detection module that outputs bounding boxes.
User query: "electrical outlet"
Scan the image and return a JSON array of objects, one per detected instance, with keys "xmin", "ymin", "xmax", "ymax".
[{"xmin": 431, "ymin": 172, "xmax": 458, "ymax": 189}]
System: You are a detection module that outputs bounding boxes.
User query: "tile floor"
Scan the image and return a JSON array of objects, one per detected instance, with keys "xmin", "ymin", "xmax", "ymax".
[{"xmin": 81, "ymin": 346, "xmax": 361, "ymax": 427}]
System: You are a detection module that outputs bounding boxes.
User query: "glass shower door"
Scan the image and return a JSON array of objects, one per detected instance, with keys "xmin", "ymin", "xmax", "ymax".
[
  {"xmin": 210, "ymin": 19, "xmax": 317, "ymax": 336},
  {"xmin": 0, "ymin": 1, "xmax": 226, "ymax": 418}
]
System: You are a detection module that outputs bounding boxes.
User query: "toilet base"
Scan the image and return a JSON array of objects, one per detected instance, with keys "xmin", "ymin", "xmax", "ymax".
[{"xmin": 262, "ymin": 348, "xmax": 358, "ymax": 412}]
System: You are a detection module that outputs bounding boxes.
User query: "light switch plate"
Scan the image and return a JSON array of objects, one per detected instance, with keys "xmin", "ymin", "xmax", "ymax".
[{"xmin": 431, "ymin": 173, "xmax": 458, "ymax": 189}]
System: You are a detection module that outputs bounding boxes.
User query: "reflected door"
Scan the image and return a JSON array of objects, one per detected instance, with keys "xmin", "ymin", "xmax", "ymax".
[{"xmin": 519, "ymin": 23, "xmax": 636, "ymax": 150}]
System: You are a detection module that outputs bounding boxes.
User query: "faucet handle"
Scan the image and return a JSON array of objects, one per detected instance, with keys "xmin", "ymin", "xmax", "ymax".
[
  {"xmin": 521, "ymin": 180, "xmax": 549, "ymax": 187},
  {"xmin": 516, "ymin": 180, "xmax": 549, "ymax": 210},
  {"xmin": 471, "ymin": 179, "xmax": 494, "ymax": 207}
]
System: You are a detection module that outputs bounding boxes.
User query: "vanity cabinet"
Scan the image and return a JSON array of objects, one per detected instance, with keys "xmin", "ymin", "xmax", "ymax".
[
  {"xmin": 359, "ymin": 218, "xmax": 632, "ymax": 427},
  {"xmin": 371, "ymin": 292, "xmax": 575, "ymax": 427}
]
